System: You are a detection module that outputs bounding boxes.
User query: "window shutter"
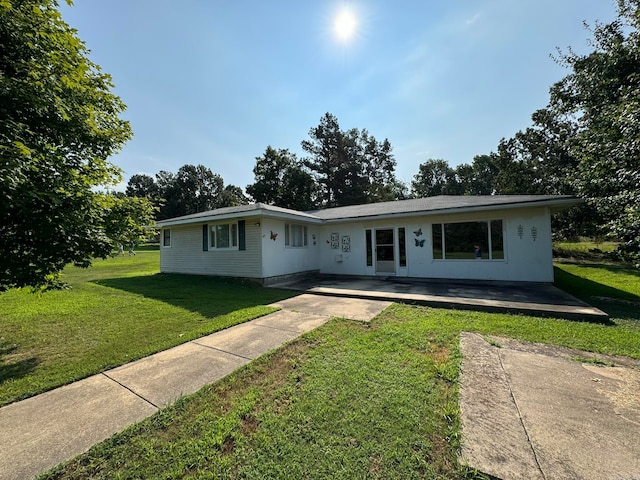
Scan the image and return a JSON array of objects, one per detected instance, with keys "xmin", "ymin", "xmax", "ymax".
[
  {"xmin": 202, "ymin": 224, "xmax": 208, "ymax": 251},
  {"xmin": 238, "ymin": 220, "xmax": 246, "ymax": 251}
]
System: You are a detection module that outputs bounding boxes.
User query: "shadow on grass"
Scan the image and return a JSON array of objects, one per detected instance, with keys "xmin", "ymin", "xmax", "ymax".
[
  {"xmin": 0, "ymin": 342, "xmax": 39, "ymax": 385},
  {"xmin": 94, "ymin": 273, "xmax": 298, "ymax": 318},
  {"xmin": 554, "ymin": 266, "xmax": 640, "ymax": 323}
]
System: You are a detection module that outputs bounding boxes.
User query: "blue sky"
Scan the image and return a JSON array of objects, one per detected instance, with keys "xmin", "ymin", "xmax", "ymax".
[{"xmin": 60, "ymin": 1, "xmax": 618, "ymax": 193}]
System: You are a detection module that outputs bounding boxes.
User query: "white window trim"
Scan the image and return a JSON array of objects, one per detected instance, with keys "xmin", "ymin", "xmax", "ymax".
[
  {"xmin": 285, "ymin": 224, "xmax": 308, "ymax": 248},
  {"xmin": 162, "ymin": 228, "xmax": 171, "ymax": 248},
  {"xmin": 209, "ymin": 222, "xmax": 239, "ymax": 250}
]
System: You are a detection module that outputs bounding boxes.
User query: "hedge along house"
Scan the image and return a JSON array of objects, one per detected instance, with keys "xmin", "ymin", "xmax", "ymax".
[{"xmin": 156, "ymin": 195, "xmax": 581, "ymax": 285}]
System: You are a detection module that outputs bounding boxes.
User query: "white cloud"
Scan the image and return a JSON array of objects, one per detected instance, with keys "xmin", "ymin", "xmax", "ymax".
[{"xmin": 465, "ymin": 12, "xmax": 481, "ymax": 27}]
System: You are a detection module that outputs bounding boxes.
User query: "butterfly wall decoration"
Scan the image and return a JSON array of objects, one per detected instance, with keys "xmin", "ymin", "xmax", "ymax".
[
  {"xmin": 270, "ymin": 231, "xmax": 278, "ymax": 241},
  {"xmin": 415, "ymin": 238, "xmax": 425, "ymax": 247},
  {"xmin": 413, "ymin": 228, "xmax": 422, "ymax": 237}
]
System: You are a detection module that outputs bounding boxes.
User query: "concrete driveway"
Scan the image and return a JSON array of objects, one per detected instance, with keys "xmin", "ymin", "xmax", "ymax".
[{"xmin": 459, "ymin": 332, "xmax": 640, "ymax": 480}]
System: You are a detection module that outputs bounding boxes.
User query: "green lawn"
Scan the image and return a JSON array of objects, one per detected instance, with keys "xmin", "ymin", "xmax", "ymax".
[
  {"xmin": 34, "ymin": 259, "xmax": 640, "ymax": 479},
  {"xmin": 0, "ymin": 252, "xmax": 295, "ymax": 407},
  {"xmin": 554, "ymin": 240, "xmax": 618, "ymax": 253}
]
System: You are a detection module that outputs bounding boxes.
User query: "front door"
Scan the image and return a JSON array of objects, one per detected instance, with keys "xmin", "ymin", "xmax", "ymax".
[{"xmin": 375, "ymin": 229, "xmax": 395, "ymax": 274}]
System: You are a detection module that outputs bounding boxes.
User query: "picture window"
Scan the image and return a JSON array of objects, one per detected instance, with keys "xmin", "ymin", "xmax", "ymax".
[{"xmin": 432, "ymin": 220, "xmax": 504, "ymax": 260}]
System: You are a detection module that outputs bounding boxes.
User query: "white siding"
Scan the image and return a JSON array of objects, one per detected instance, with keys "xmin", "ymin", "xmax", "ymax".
[
  {"xmin": 261, "ymin": 218, "xmax": 321, "ymax": 278},
  {"xmin": 160, "ymin": 221, "xmax": 262, "ymax": 278},
  {"xmin": 317, "ymin": 223, "xmax": 377, "ymax": 277},
  {"xmin": 159, "ymin": 206, "xmax": 556, "ymax": 283},
  {"xmin": 404, "ymin": 207, "xmax": 553, "ymax": 282},
  {"xmin": 316, "ymin": 206, "xmax": 554, "ymax": 283}
]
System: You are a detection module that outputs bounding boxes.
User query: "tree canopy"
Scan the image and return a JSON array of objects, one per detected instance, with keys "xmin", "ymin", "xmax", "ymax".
[
  {"xmin": 1, "ymin": 0, "xmax": 132, "ymax": 291},
  {"xmin": 246, "ymin": 147, "xmax": 318, "ymax": 211},
  {"xmin": 245, "ymin": 114, "xmax": 402, "ymax": 210},
  {"xmin": 544, "ymin": 0, "xmax": 640, "ymax": 263},
  {"xmin": 301, "ymin": 113, "xmax": 400, "ymax": 207},
  {"xmin": 126, "ymin": 165, "xmax": 249, "ymax": 220},
  {"xmin": 102, "ymin": 194, "xmax": 157, "ymax": 248}
]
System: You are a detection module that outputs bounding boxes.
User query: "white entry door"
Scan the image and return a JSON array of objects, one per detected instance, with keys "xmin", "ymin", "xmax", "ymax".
[{"xmin": 375, "ymin": 229, "xmax": 395, "ymax": 274}]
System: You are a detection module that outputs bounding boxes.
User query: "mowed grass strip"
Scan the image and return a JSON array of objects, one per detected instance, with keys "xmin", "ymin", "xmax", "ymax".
[
  {"xmin": 0, "ymin": 252, "xmax": 295, "ymax": 407},
  {"xmin": 40, "ymin": 265, "xmax": 640, "ymax": 479},
  {"xmin": 41, "ymin": 315, "xmax": 466, "ymax": 480}
]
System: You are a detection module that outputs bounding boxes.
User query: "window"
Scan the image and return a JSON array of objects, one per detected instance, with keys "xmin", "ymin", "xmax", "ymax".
[
  {"xmin": 398, "ymin": 228, "xmax": 407, "ymax": 267},
  {"xmin": 285, "ymin": 224, "xmax": 308, "ymax": 248},
  {"xmin": 365, "ymin": 229, "xmax": 373, "ymax": 266},
  {"xmin": 162, "ymin": 228, "xmax": 171, "ymax": 247},
  {"xmin": 210, "ymin": 223, "xmax": 238, "ymax": 249},
  {"xmin": 432, "ymin": 220, "xmax": 504, "ymax": 260}
]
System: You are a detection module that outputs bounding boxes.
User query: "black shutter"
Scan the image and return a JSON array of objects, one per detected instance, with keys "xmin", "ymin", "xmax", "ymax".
[
  {"xmin": 238, "ymin": 220, "xmax": 246, "ymax": 251},
  {"xmin": 202, "ymin": 224, "xmax": 208, "ymax": 251}
]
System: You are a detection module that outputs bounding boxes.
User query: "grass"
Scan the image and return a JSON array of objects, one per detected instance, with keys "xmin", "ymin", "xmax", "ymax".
[
  {"xmin": 34, "ymin": 258, "xmax": 640, "ymax": 479},
  {"xmin": 554, "ymin": 262, "xmax": 640, "ymax": 328},
  {"xmin": 0, "ymin": 252, "xmax": 295, "ymax": 407},
  {"xmin": 554, "ymin": 240, "xmax": 618, "ymax": 253},
  {"xmin": 553, "ymin": 240, "xmax": 619, "ymax": 264}
]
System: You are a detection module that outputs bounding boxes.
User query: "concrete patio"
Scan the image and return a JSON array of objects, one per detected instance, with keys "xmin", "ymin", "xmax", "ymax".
[{"xmin": 270, "ymin": 275, "xmax": 609, "ymax": 321}]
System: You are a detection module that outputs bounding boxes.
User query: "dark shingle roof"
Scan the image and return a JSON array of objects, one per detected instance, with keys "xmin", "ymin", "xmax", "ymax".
[
  {"xmin": 156, "ymin": 203, "xmax": 318, "ymax": 225},
  {"xmin": 307, "ymin": 195, "xmax": 581, "ymax": 220},
  {"xmin": 157, "ymin": 195, "xmax": 581, "ymax": 226}
]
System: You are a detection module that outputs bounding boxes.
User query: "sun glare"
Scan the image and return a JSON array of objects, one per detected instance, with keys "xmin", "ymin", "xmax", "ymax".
[{"xmin": 334, "ymin": 8, "xmax": 357, "ymax": 41}]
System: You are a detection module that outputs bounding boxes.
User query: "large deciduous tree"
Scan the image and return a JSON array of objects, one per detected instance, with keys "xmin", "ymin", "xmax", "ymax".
[
  {"xmin": 156, "ymin": 164, "xmax": 224, "ymax": 220},
  {"xmin": 246, "ymin": 146, "xmax": 318, "ymax": 210},
  {"xmin": 219, "ymin": 184, "xmax": 250, "ymax": 207},
  {"xmin": 0, "ymin": 0, "xmax": 132, "ymax": 291},
  {"xmin": 544, "ymin": 0, "xmax": 640, "ymax": 263},
  {"xmin": 102, "ymin": 194, "xmax": 157, "ymax": 249},
  {"xmin": 411, "ymin": 159, "xmax": 461, "ymax": 197},
  {"xmin": 154, "ymin": 164, "xmax": 248, "ymax": 220},
  {"xmin": 126, "ymin": 174, "xmax": 159, "ymax": 200}
]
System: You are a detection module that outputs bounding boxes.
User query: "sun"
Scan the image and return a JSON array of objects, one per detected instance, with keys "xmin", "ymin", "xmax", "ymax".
[{"xmin": 334, "ymin": 8, "xmax": 357, "ymax": 41}]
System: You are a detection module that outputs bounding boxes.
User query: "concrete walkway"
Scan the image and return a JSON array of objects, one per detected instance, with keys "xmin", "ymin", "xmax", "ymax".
[
  {"xmin": 459, "ymin": 332, "xmax": 640, "ymax": 480},
  {"xmin": 0, "ymin": 294, "xmax": 391, "ymax": 480},
  {"xmin": 270, "ymin": 276, "xmax": 608, "ymax": 321}
]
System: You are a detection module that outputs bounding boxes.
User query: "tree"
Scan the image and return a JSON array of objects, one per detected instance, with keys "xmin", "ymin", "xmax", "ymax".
[
  {"xmin": 279, "ymin": 164, "xmax": 319, "ymax": 210},
  {"xmin": 156, "ymin": 164, "xmax": 224, "ymax": 220},
  {"xmin": 411, "ymin": 159, "xmax": 460, "ymax": 197},
  {"xmin": 219, "ymin": 184, "xmax": 250, "ymax": 207},
  {"xmin": 544, "ymin": 0, "xmax": 640, "ymax": 263},
  {"xmin": 125, "ymin": 173, "xmax": 162, "ymax": 219},
  {"xmin": 126, "ymin": 174, "xmax": 159, "ymax": 199},
  {"xmin": 301, "ymin": 113, "xmax": 347, "ymax": 207},
  {"xmin": 0, "ymin": 0, "xmax": 132, "ymax": 291},
  {"xmin": 246, "ymin": 146, "xmax": 318, "ymax": 210},
  {"xmin": 102, "ymin": 195, "xmax": 157, "ymax": 249},
  {"xmin": 301, "ymin": 113, "xmax": 398, "ymax": 207},
  {"xmin": 154, "ymin": 164, "xmax": 247, "ymax": 219},
  {"xmin": 467, "ymin": 155, "xmax": 499, "ymax": 195},
  {"xmin": 362, "ymin": 132, "xmax": 399, "ymax": 203}
]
